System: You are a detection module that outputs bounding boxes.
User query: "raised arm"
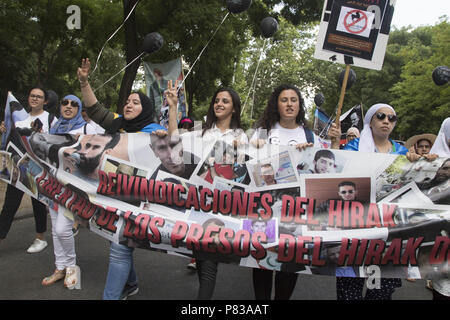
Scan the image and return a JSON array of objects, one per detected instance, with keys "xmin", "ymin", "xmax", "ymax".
[
  {"xmin": 164, "ymin": 80, "xmax": 179, "ymax": 136},
  {"xmin": 77, "ymin": 58, "xmax": 98, "ymax": 108}
]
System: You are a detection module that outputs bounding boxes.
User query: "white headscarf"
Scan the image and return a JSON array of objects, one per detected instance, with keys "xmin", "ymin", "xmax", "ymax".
[
  {"xmin": 359, "ymin": 103, "xmax": 396, "ymax": 153},
  {"xmin": 430, "ymin": 117, "xmax": 450, "ymax": 157}
]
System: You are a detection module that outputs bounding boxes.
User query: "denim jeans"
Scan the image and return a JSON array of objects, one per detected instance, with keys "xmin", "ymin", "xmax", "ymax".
[{"xmin": 103, "ymin": 242, "xmax": 137, "ymax": 300}]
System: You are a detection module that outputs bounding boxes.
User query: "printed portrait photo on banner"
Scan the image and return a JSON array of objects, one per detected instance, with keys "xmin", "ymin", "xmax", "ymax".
[
  {"xmin": 379, "ymin": 181, "xmax": 434, "ymax": 207},
  {"xmin": 248, "ymin": 149, "xmax": 298, "ymax": 187},
  {"xmin": 145, "ymin": 170, "xmax": 198, "ymax": 216},
  {"xmin": 293, "ymin": 147, "xmax": 349, "ymax": 175},
  {"xmin": 196, "ymin": 139, "xmax": 250, "ymax": 186},
  {"xmin": 101, "ymin": 154, "xmax": 150, "ymax": 208},
  {"xmin": 28, "ymin": 132, "xmax": 78, "ymax": 168},
  {"xmin": 377, "ymin": 156, "xmax": 450, "ymax": 205},
  {"xmin": 59, "ymin": 133, "xmax": 125, "ymax": 183},
  {"xmin": 242, "ymin": 218, "xmax": 278, "ymax": 246},
  {"xmin": 301, "ymin": 175, "xmax": 378, "ymax": 238},
  {"xmin": 251, "ymin": 182, "xmax": 301, "ymax": 221},
  {"xmin": 16, "ymin": 154, "xmax": 43, "ymax": 197},
  {"xmin": 0, "ymin": 151, "xmax": 12, "ymax": 182},
  {"xmin": 149, "ymin": 133, "xmax": 200, "ymax": 181},
  {"xmin": 186, "ymin": 210, "xmax": 242, "ymax": 264}
]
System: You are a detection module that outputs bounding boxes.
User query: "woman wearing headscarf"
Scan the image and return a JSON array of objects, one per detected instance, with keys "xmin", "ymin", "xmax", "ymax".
[
  {"xmin": 42, "ymin": 94, "xmax": 96, "ymax": 290},
  {"xmin": 78, "ymin": 58, "xmax": 168, "ymax": 300},
  {"xmin": 339, "ymin": 103, "xmax": 407, "ymax": 300},
  {"xmin": 344, "ymin": 103, "xmax": 407, "ymax": 155}
]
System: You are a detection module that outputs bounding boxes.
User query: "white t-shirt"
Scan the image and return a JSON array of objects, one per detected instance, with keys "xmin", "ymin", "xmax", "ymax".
[
  {"xmin": 88, "ymin": 120, "xmax": 105, "ymax": 134},
  {"xmin": 67, "ymin": 122, "xmax": 97, "ymax": 135},
  {"xmin": 251, "ymin": 122, "xmax": 321, "ymax": 147},
  {"xmin": 182, "ymin": 124, "xmax": 248, "ymax": 148},
  {"xmin": 15, "ymin": 111, "xmax": 57, "ymax": 134}
]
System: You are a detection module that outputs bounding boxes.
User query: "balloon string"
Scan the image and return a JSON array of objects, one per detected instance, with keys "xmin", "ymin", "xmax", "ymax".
[
  {"xmin": 93, "ymin": 52, "xmax": 145, "ymax": 92},
  {"xmin": 241, "ymin": 38, "xmax": 268, "ymax": 116},
  {"xmin": 177, "ymin": 12, "xmax": 230, "ymax": 93},
  {"xmin": 91, "ymin": 0, "xmax": 140, "ymax": 76}
]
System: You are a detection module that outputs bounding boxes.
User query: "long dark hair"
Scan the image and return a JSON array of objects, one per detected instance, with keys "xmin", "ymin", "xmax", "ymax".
[
  {"xmin": 202, "ymin": 87, "xmax": 242, "ymax": 136},
  {"xmin": 254, "ymin": 84, "xmax": 308, "ymax": 131}
]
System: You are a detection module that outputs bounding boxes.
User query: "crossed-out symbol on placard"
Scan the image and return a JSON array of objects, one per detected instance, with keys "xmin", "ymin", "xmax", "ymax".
[{"xmin": 343, "ymin": 9, "xmax": 368, "ymax": 34}]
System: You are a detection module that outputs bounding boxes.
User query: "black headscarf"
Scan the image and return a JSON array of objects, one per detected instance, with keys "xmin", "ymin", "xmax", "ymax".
[{"xmin": 109, "ymin": 92, "xmax": 156, "ymax": 133}]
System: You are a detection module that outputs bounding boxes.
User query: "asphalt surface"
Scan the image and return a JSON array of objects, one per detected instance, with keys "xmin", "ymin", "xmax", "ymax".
[{"xmin": 0, "ymin": 182, "xmax": 433, "ymax": 301}]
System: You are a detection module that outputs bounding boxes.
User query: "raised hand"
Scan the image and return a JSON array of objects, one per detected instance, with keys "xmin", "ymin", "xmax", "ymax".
[
  {"xmin": 77, "ymin": 58, "xmax": 91, "ymax": 85},
  {"xmin": 164, "ymin": 80, "xmax": 179, "ymax": 109}
]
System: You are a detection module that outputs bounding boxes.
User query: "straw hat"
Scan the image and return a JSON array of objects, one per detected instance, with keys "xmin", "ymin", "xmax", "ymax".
[{"xmin": 405, "ymin": 134, "xmax": 437, "ymax": 149}]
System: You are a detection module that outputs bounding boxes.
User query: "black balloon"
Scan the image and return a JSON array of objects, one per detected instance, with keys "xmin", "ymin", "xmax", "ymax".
[
  {"xmin": 260, "ymin": 17, "xmax": 278, "ymax": 38},
  {"xmin": 142, "ymin": 32, "xmax": 164, "ymax": 54},
  {"xmin": 432, "ymin": 66, "xmax": 450, "ymax": 86},
  {"xmin": 226, "ymin": 0, "xmax": 252, "ymax": 14},
  {"xmin": 314, "ymin": 93, "xmax": 325, "ymax": 107},
  {"xmin": 339, "ymin": 68, "xmax": 356, "ymax": 90}
]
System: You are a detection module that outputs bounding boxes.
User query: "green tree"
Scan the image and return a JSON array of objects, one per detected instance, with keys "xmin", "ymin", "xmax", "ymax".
[
  {"xmin": 0, "ymin": 0, "xmax": 124, "ymax": 109},
  {"xmin": 391, "ymin": 20, "xmax": 450, "ymax": 139}
]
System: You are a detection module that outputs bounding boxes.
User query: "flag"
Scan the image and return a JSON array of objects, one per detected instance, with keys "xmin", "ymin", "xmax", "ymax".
[
  {"xmin": 339, "ymin": 104, "xmax": 364, "ymax": 139},
  {"xmin": 313, "ymin": 107, "xmax": 333, "ymax": 138},
  {"xmin": 1, "ymin": 92, "xmax": 28, "ymax": 150}
]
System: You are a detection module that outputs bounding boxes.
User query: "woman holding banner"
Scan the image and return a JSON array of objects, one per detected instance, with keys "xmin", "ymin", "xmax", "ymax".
[
  {"xmin": 249, "ymin": 84, "xmax": 343, "ymax": 300},
  {"xmin": 0, "ymin": 87, "xmax": 56, "ymax": 254},
  {"xmin": 337, "ymin": 103, "xmax": 407, "ymax": 300},
  {"xmin": 42, "ymin": 94, "xmax": 96, "ymax": 290},
  {"xmin": 77, "ymin": 58, "xmax": 169, "ymax": 300},
  {"xmin": 169, "ymin": 86, "xmax": 247, "ymax": 299}
]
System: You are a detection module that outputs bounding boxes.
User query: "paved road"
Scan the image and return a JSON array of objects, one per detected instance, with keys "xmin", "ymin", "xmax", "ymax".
[{"xmin": 0, "ymin": 205, "xmax": 432, "ymax": 301}]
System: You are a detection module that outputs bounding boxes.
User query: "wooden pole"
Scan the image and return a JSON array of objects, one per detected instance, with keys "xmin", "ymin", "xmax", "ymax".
[{"xmin": 335, "ymin": 64, "xmax": 351, "ymax": 126}]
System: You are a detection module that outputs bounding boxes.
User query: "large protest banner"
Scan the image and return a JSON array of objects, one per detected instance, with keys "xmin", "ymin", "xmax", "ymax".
[
  {"xmin": 2, "ymin": 92, "xmax": 449, "ymax": 281},
  {"xmin": 143, "ymin": 58, "xmax": 187, "ymax": 128}
]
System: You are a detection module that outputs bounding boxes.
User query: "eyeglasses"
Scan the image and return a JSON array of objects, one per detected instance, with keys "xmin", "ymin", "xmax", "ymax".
[
  {"xmin": 339, "ymin": 190, "xmax": 354, "ymax": 194},
  {"xmin": 375, "ymin": 112, "xmax": 397, "ymax": 123},
  {"xmin": 61, "ymin": 100, "xmax": 80, "ymax": 108},
  {"xmin": 29, "ymin": 94, "xmax": 44, "ymax": 99}
]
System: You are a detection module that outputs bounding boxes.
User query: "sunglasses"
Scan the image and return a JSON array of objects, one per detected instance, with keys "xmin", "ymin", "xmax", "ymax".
[
  {"xmin": 375, "ymin": 112, "xmax": 397, "ymax": 123},
  {"xmin": 339, "ymin": 190, "xmax": 354, "ymax": 194},
  {"xmin": 61, "ymin": 100, "xmax": 80, "ymax": 108}
]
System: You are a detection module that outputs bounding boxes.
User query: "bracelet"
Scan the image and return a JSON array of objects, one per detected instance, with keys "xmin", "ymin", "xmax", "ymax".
[{"xmin": 79, "ymin": 81, "xmax": 89, "ymax": 88}]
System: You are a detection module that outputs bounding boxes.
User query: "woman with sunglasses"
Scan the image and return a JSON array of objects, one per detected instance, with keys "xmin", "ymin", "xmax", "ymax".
[
  {"xmin": 42, "ymin": 95, "xmax": 96, "ymax": 290},
  {"xmin": 339, "ymin": 103, "xmax": 407, "ymax": 300},
  {"xmin": 343, "ymin": 104, "xmax": 407, "ymax": 155},
  {"xmin": 78, "ymin": 58, "xmax": 169, "ymax": 300}
]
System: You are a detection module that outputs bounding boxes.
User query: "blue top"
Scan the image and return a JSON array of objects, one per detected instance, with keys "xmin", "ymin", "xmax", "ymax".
[
  {"xmin": 344, "ymin": 138, "xmax": 408, "ymax": 155},
  {"xmin": 137, "ymin": 122, "xmax": 166, "ymax": 133}
]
